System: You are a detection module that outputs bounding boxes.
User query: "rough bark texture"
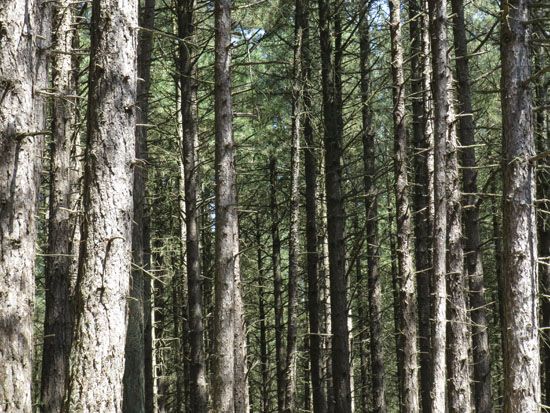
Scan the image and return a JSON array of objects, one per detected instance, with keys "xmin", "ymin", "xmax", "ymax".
[
  {"xmin": 40, "ymin": 1, "xmax": 79, "ymax": 410},
  {"xmin": 123, "ymin": 0, "xmax": 155, "ymax": 409},
  {"xmin": 317, "ymin": 1, "xmax": 351, "ymax": 411},
  {"xmin": 270, "ymin": 157, "xmax": 285, "ymax": 413},
  {"xmin": 0, "ymin": 0, "xmax": 49, "ymax": 409},
  {"xmin": 65, "ymin": 0, "xmax": 137, "ymax": 409},
  {"xmin": 178, "ymin": 0, "xmax": 208, "ymax": 410},
  {"xmin": 302, "ymin": 2, "xmax": 327, "ymax": 411},
  {"xmin": 427, "ymin": 0, "xmax": 448, "ymax": 409},
  {"xmin": 408, "ymin": 1, "xmax": 433, "ymax": 409},
  {"xmin": 212, "ymin": 1, "xmax": 246, "ymax": 410},
  {"xmin": 450, "ymin": 0, "xmax": 491, "ymax": 410},
  {"xmin": 388, "ymin": 0, "xmax": 420, "ymax": 410},
  {"xmin": 445, "ymin": 82, "xmax": 472, "ymax": 413},
  {"xmin": 500, "ymin": 0, "xmax": 541, "ymax": 409},
  {"xmin": 284, "ymin": 1, "xmax": 305, "ymax": 410},
  {"xmin": 359, "ymin": 1, "xmax": 386, "ymax": 410}
]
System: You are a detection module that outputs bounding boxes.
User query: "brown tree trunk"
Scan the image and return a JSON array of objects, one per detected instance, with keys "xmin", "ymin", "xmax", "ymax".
[
  {"xmin": 408, "ymin": 1, "xmax": 433, "ymax": 409},
  {"xmin": 66, "ymin": 0, "xmax": 137, "ymax": 408},
  {"xmin": 317, "ymin": 1, "xmax": 351, "ymax": 411},
  {"xmin": 178, "ymin": 0, "xmax": 208, "ymax": 410},
  {"xmin": 212, "ymin": 0, "xmax": 247, "ymax": 410},
  {"xmin": 450, "ymin": 0, "xmax": 491, "ymax": 410},
  {"xmin": 500, "ymin": 0, "xmax": 540, "ymax": 408},
  {"xmin": 40, "ymin": 1, "xmax": 79, "ymax": 410},
  {"xmin": 124, "ymin": 0, "xmax": 155, "ymax": 409},
  {"xmin": 256, "ymin": 221, "xmax": 270, "ymax": 413},
  {"xmin": 270, "ymin": 157, "xmax": 285, "ymax": 413},
  {"xmin": 427, "ymin": 0, "xmax": 448, "ymax": 409},
  {"xmin": 359, "ymin": 0, "xmax": 386, "ymax": 410},
  {"xmin": 0, "ymin": 0, "xmax": 49, "ymax": 408},
  {"xmin": 388, "ymin": 0, "xmax": 420, "ymax": 409}
]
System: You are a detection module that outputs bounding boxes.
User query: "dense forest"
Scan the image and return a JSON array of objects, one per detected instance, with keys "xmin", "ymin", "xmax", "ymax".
[{"xmin": 0, "ymin": 0, "xmax": 549, "ymax": 411}]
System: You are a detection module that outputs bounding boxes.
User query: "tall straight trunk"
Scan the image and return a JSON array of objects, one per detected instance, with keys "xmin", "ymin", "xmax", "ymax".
[
  {"xmin": 124, "ymin": 0, "xmax": 155, "ymax": 409},
  {"xmin": 0, "ymin": 0, "xmax": 49, "ymax": 408},
  {"xmin": 302, "ymin": 3, "xmax": 326, "ymax": 412},
  {"xmin": 500, "ymin": 0, "xmax": 540, "ymax": 408},
  {"xmin": 450, "ymin": 0, "xmax": 491, "ymax": 410},
  {"xmin": 212, "ymin": 0, "xmax": 247, "ymax": 410},
  {"xmin": 445, "ymin": 82, "xmax": 472, "ymax": 413},
  {"xmin": 534, "ymin": 45, "xmax": 550, "ymax": 407},
  {"xmin": 408, "ymin": 0, "xmax": 433, "ymax": 409},
  {"xmin": 427, "ymin": 0, "xmax": 448, "ymax": 409},
  {"xmin": 388, "ymin": 0, "xmax": 420, "ymax": 410},
  {"xmin": 317, "ymin": 1, "xmax": 351, "ymax": 411},
  {"xmin": 284, "ymin": 0, "xmax": 305, "ymax": 410},
  {"xmin": 359, "ymin": 1, "xmax": 386, "ymax": 411},
  {"xmin": 178, "ymin": 0, "xmax": 208, "ymax": 410},
  {"xmin": 270, "ymin": 157, "xmax": 285, "ymax": 413},
  {"xmin": 40, "ymin": 1, "xmax": 79, "ymax": 410},
  {"xmin": 233, "ymin": 254, "xmax": 249, "ymax": 412},
  {"xmin": 256, "ymin": 222, "xmax": 270, "ymax": 413},
  {"xmin": 66, "ymin": 0, "xmax": 137, "ymax": 408}
]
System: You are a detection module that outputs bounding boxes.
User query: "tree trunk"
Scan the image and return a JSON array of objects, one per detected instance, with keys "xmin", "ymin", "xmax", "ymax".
[
  {"xmin": 500, "ymin": 0, "xmax": 540, "ymax": 408},
  {"xmin": 124, "ymin": 0, "xmax": 155, "ymax": 409},
  {"xmin": 427, "ymin": 0, "xmax": 448, "ymax": 409},
  {"xmin": 40, "ymin": 1, "xmax": 79, "ymax": 410},
  {"xmin": 270, "ymin": 157, "xmax": 285, "ymax": 413},
  {"xmin": 66, "ymin": 0, "xmax": 137, "ymax": 408},
  {"xmin": 178, "ymin": 0, "xmax": 208, "ymax": 410},
  {"xmin": 284, "ymin": 0, "xmax": 305, "ymax": 410},
  {"xmin": 0, "ymin": 0, "xmax": 49, "ymax": 408},
  {"xmin": 408, "ymin": 0, "xmax": 433, "ymax": 409},
  {"xmin": 359, "ymin": 1, "xmax": 386, "ymax": 411},
  {"xmin": 302, "ymin": 2, "xmax": 327, "ymax": 412},
  {"xmin": 450, "ymin": 0, "xmax": 491, "ymax": 410},
  {"xmin": 212, "ymin": 0, "xmax": 247, "ymax": 410},
  {"xmin": 317, "ymin": 1, "xmax": 351, "ymax": 411},
  {"xmin": 256, "ymin": 222, "xmax": 270, "ymax": 413},
  {"xmin": 388, "ymin": 0, "xmax": 420, "ymax": 410}
]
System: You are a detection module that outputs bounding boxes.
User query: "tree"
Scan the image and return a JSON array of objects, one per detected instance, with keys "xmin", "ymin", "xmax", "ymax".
[
  {"xmin": 0, "ymin": 0, "xmax": 49, "ymax": 409},
  {"xmin": 40, "ymin": 0, "xmax": 80, "ymax": 410},
  {"xmin": 317, "ymin": 0, "xmax": 351, "ymax": 411},
  {"xmin": 388, "ymin": 0, "xmax": 420, "ymax": 409},
  {"xmin": 500, "ymin": 0, "xmax": 540, "ymax": 408},
  {"xmin": 65, "ymin": 0, "xmax": 138, "ymax": 408},
  {"xmin": 178, "ymin": 0, "xmax": 208, "ymax": 410}
]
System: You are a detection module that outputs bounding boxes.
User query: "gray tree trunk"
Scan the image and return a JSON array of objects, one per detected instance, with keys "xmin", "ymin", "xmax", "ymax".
[
  {"xmin": 123, "ymin": 0, "xmax": 155, "ymax": 409},
  {"xmin": 66, "ymin": 0, "xmax": 137, "ymax": 408},
  {"xmin": 212, "ymin": 0, "xmax": 247, "ymax": 410},
  {"xmin": 359, "ymin": 0, "xmax": 386, "ymax": 410},
  {"xmin": 40, "ymin": 0, "xmax": 80, "ymax": 410},
  {"xmin": 317, "ymin": 1, "xmax": 351, "ymax": 411},
  {"xmin": 177, "ymin": 0, "xmax": 208, "ymax": 410},
  {"xmin": 427, "ymin": 0, "xmax": 449, "ymax": 409},
  {"xmin": 500, "ymin": 0, "xmax": 541, "ymax": 409},
  {"xmin": 450, "ymin": 0, "xmax": 491, "ymax": 410},
  {"xmin": 388, "ymin": 0, "xmax": 420, "ymax": 410},
  {"xmin": 0, "ymin": 0, "xmax": 49, "ymax": 409}
]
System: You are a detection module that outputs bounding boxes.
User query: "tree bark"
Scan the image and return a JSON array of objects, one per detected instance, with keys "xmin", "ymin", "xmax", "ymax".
[
  {"xmin": 408, "ymin": 1, "xmax": 433, "ymax": 409},
  {"xmin": 388, "ymin": 0, "xmax": 420, "ymax": 410},
  {"xmin": 124, "ymin": 0, "xmax": 155, "ymax": 409},
  {"xmin": 450, "ymin": 0, "xmax": 491, "ymax": 410},
  {"xmin": 500, "ymin": 0, "xmax": 541, "ymax": 408},
  {"xmin": 427, "ymin": 0, "xmax": 448, "ymax": 409},
  {"xmin": 178, "ymin": 0, "xmax": 208, "ymax": 410},
  {"xmin": 0, "ymin": 0, "xmax": 49, "ymax": 408},
  {"xmin": 359, "ymin": 1, "xmax": 386, "ymax": 411},
  {"xmin": 40, "ymin": 1, "xmax": 79, "ymax": 410},
  {"xmin": 270, "ymin": 157, "xmax": 285, "ymax": 413},
  {"xmin": 212, "ymin": 0, "xmax": 247, "ymax": 410},
  {"xmin": 317, "ymin": 1, "xmax": 351, "ymax": 411},
  {"xmin": 256, "ymin": 221, "xmax": 270, "ymax": 413},
  {"xmin": 66, "ymin": 0, "xmax": 137, "ymax": 409}
]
